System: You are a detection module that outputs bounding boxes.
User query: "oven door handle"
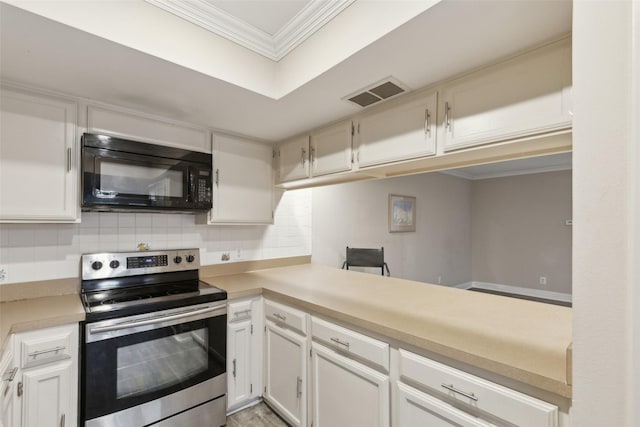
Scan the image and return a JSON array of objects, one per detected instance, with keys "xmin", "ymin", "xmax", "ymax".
[{"xmin": 89, "ymin": 305, "xmax": 226, "ymax": 334}]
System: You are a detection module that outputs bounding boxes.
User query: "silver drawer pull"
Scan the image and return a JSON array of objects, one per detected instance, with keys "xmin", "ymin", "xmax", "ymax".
[
  {"xmin": 296, "ymin": 376, "xmax": 302, "ymax": 397},
  {"xmin": 330, "ymin": 337, "xmax": 350, "ymax": 349},
  {"xmin": 273, "ymin": 312, "xmax": 287, "ymax": 322},
  {"xmin": 441, "ymin": 383, "xmax": 478, "ymax": 401},
  {"xmin": 2, "ymin": 367, "xmax": 18, "ymax": 382},
  {"xmin": 28, "ymin": 346, "xmax": 66, "ymax": 358}
]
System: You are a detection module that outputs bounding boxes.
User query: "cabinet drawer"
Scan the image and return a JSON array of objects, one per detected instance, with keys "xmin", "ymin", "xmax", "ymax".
[
  {"xmin": 264, "ymin": 299, "xmax": 308, "ymax": 336},
  {"xmin": 311, "ymin": 316, "xmax": 389, "ymax": 372},
  {"xmin": 228, "ymin": 299, "xmax": 253, "ymax": 323},
  {"xmin": 398, "ymin": 349, "xmax": 557, "ymax": 427},
  {"xmin": 17, "ymin": 324, "xmax": 77, "ymax": 369}
]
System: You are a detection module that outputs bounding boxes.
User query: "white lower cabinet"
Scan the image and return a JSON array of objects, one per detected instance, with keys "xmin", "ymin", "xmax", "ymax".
[
  {"xmin": 263, "ymin": 300, "xmax": 309, "ymax": 427},
  {"xmin": 396, "ymin": 382, "xmax": 492, "ymax": 427},
  {"xmin": 12, "ymin": 324, "xmax": 79, "ymax": 427},
  {"xmin": 0, "ymin": 337, "xmax": 17, "ymax": 427},
  {"xmin": 396, "ymin": 349, "xmax": 558, "ymax": 427},
  {"xmin": 310, "ymin": 336, "xmax": 389, "ymax": 427},
  {"xmin": 227, "ymin": 297, "xmax": 262, "ymax": 413}
]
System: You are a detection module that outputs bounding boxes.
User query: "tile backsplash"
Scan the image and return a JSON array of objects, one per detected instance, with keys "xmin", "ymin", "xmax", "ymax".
[{"xmin": 0, "ymin": 189, "xmax": 311, "ymax": 285}]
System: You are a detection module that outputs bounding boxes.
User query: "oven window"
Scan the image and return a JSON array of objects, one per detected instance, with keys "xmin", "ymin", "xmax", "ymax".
[
  {"xmin": 117, "ymin": 328, "xmax": 208, "ymax": 399},
  {"xmin": 99, "ymin": 160, "xmax": 184, "ymax": 199}
]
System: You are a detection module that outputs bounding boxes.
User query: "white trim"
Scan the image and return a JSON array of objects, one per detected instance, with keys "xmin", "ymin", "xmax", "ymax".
[
  {"xmin": 440, "ymin": 164, "xmax": 572, "ymax": 181},
  {"xmin": 466, "ymin": 281, "xmax": 572, "ymax": 303},
  {"xmin": 145, "ymin": 0, "xmax": 355, "ymax": 61}
]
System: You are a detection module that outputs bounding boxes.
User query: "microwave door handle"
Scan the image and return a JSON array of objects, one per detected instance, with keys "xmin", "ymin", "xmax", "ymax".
[{"xmin": 188, "ymin": 167, "xmax": 195, "ymax": 202}]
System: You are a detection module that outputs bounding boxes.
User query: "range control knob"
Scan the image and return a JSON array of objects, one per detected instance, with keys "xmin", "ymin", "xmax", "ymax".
[
  {"xmin": 109, "ymin": 260, "xmax": 120, "ymax": 269},
  {"xmin": 186, "ymin": 255, "xmax": 195, "ymax": 263},
  {"xmin": 174, "ymin": 256, "xmax": 182, "ymax": 264},
  {"xmin": 91, "ymin": 261, "xmax": 103, "ymax": 271}
]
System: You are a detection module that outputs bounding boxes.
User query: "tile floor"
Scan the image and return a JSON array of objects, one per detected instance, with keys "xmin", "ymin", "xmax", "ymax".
[{"xmin": 226, "ymin": 402, "xmax": 289, "ymax": 427}]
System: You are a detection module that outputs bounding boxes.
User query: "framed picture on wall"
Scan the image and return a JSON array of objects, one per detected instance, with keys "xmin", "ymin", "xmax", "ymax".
[{"xmin": 388, "ymin": 194, "xmax": 416, "ymax": 232}]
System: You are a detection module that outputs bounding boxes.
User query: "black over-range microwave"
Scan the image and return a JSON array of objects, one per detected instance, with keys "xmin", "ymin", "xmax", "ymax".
[{"xmin": 81, "ymin": 133, "xmax": 213, "ymax": 213}]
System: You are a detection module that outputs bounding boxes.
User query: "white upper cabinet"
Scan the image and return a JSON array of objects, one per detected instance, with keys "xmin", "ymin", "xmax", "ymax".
[
  {"xmin": 209, "ymin": 133, "xmax": 273, "ymax": 224},
  {"xmin": 277, "ymin": 136, "xmax": 310, "ymax": 183},
  {"xmin": 440, "ymin": 37, "xmax": 572, "ymax": 152},
  {"xmin": 87, "ymin": 105, "xmax": 210, "ymax": 153},
  {"xmin": 310, "ymin": 120, "xmax": 353, "ymax": 177},
  {"xmin": 277, "ymin": 120, "xmax": 353, "ymax": 183},
  {"xmin": 0, "ymin": 86, "xmax": 79, "ymax": 223},
  {"xmin": 356, "ymin": 90, "xmax": 437, "ymax": 168}
]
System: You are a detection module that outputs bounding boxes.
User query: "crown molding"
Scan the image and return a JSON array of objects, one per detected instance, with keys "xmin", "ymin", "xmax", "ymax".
[{"xmin": 145, "ymin": 0, "xmax": 355, "ymax": 61}]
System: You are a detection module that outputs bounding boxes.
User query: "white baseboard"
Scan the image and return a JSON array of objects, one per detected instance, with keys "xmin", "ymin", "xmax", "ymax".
[
  {"xmin": 449, "ymin": 281, "xmax": 572, "ymax": 303},
  {"xmin": 227, "ymin": 398, "xmax": 262, "ymax": 416}
]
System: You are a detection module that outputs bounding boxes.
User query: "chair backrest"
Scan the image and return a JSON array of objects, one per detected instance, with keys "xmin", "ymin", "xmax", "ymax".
[{"xmin": 343, "ymin": 247, "xmax": 390, "ymax": 276}]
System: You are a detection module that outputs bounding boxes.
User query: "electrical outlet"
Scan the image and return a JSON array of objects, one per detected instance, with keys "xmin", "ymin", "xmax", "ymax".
[
  {"xmin": 437, "ymin": 275, "xmax": 442, "ymax": 285},
  {"xmin": 0, "ymin": 267, "xmax": 8, "ymax": 283},
  {"xmin": 539, "ymin": 276, "xmax": 547, "ymax": 286}
]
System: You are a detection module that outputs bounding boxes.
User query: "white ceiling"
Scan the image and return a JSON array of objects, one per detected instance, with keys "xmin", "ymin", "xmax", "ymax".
[{"xmin": 0, "ymin": 0, "xmax": 573, "ymax": 148}]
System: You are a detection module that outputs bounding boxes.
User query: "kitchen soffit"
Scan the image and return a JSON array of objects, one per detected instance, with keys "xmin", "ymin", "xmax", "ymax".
[
  {"xmin": 145, "ymin": 0, "xmax": 356, "ymax": 61},
  {"xmin": 0, "ymin": 1, "xmax": 572, "ymax": 142}
]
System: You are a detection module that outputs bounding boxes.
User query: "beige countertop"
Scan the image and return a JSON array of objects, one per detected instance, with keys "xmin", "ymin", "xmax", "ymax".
[
  {"xmin": 202, "ymin": 263, "xmax": 572, "ymax": 398},
  {"xmin": 0, "ymin": 294, "xmax": 85, "ymax": 353}
]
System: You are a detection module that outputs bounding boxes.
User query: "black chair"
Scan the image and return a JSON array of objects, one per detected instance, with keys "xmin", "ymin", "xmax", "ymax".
[{"xmin": 341, "ymin": 247, "xmax": 390, "ymax": 276}]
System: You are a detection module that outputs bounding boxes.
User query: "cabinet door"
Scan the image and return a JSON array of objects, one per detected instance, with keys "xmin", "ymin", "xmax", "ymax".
[
  {"xmin": 310, "ymin": 120, "xmax": 353, "ymax": 177},
  {"xmin": 277, "ymin": 136, "xmax": 310, "ymax": 182},
  {"xmin": 311, "ymin": 342, "xmax": 389, "ymax": 427},
  {"xmin": 0, "ymin": 343, "xmax": 17, "ymax": 427},
  {"xmin": 210, "ymin": 134, "xmax": 273, "ymax": 224},
  {"xmin": 396, "ymin": 382, "xmax": 493, "ymax": 427},
  {"xmin": 264, "ymin": 319, "xmax": 307, "ymax": 427},
  {"xmin": 20, "ymin": 360, "xmax": 74, "ymax": 427},
  {"xmin": 441, "ymin": 38, "xmax": 572, "ymax": 152},
  {"xmin": 227, "ymin": 317, "xmax": 253, "ymax": 409},
  {"xmin": 0, "ymin": 87, "xmax": 79, "ymax": 222},
  {"xmin": 357, "ymin": 91, "xmax": 437, "ymax": 168}
]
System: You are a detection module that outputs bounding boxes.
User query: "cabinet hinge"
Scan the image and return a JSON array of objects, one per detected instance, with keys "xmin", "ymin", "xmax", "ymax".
[{"xmin": 250, "ymin": 324, "xmax": 254, "ymax": 334}]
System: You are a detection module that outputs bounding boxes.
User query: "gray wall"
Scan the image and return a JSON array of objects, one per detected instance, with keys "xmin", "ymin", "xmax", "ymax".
[
  {"xmin": 471, "ymin": 170, "xmax": 572, "ymax": 294},
  {"xmin": 312, "ymin": 173, "xmax": 472, "ymax": 285},
  {"xmin": 311, "ymin": 170, "xmax": 572, "ymax": 295}
]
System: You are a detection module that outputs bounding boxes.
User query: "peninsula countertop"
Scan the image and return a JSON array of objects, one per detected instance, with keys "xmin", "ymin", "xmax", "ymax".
[{"xmin": 201, "ymin": 263, "xmax": 572, "ymax": 398}]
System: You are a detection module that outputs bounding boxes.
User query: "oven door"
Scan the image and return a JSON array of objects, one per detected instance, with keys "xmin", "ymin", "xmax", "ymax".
[{"xmin": 82, "ymin": 302, "xmax": 226, "ymax": 426}]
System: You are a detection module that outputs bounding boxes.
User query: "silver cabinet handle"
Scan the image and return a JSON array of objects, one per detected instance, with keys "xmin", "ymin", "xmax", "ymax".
[
  {"xmin": 215, "ymin": 168, "xmax": 219, "ymax": 186},
  {"xmin": 424, "ymin": 109, "xmax": 431, "ymax": 136},
  {"xmin": 28, "ymin": 346, "xmax": 66, "ymax": 358},
  {"xmin": 310, "ymin": 145, "xmax": 315, "ymax": 165},
  {"xmin": 90, "ymin": 304, "xmax": 225, "ymax": 334},
  {"xmin": 66, "ymin": 147, "xmax": 72, "ymax": 172},
  {"xmin": 17, "ymin": 381, "xmax": 23, "ymax": 397},
  {"xmin": 444, "ymin": 102, "xmax": 451, "ymax": 130},
  {"xmin": 2, "ymin": 367, "xmax": 17, "ymax": 382},
  {"xmin": 232, "ymin": 358, "xmax": 236, "ymax": 378},
  {"xmin": 301, "ymin": 148, "xmax": 307, "ymax": 166},
  {"xmin": 441, "ymin": 383, "xmax": 478, "ymax": 401},
  {"xmin": 296, "ymin": 376, "xmax": 302, "ymax": 397},
  {"xmin": 330, "ymin": 337, "xmax": 350, "ymax": 349},
  {"xmin": 273, "ymin": 312, "xmax": 287, "ymax": 322},
  {"xmin": 60, "ymin": 413, "xmax": 66, "ymax": 427},
  {"xmin": 234, "ymin": 309, "xmax": 251, "ymax": 318}
]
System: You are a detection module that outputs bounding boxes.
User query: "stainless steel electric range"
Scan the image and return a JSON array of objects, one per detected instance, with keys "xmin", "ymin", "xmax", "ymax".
[{"xmin": 80, "ymin": 249, "xmax": 227, "ymax": 427}]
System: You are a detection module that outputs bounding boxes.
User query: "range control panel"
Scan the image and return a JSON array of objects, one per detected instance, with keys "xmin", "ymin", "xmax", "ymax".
[{"xmin": 81, "ymin": 249, "xmax": 200, "ymax": 280}]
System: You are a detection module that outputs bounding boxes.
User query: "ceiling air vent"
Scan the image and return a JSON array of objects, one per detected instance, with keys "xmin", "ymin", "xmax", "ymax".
[{"xmin": 344, "ymin": 78, "xmax": 408, "ymax": 108}]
